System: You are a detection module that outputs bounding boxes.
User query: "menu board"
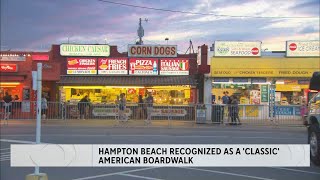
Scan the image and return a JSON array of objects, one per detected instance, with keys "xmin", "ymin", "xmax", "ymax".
[
  {"xmin": 67, "ymin": 58, "xmax": 97, "ymax": 74},
  {"xmin": 98, "ymin": 58, "xmax": 128, "ymax": 75},
  {"xmin": 129, "ymin": 58, "xmax": 158, "ymax": 75},
  {"xmin": 260, "ymin": 85, "xmax": 269, "ymax": 103},
  {"xmin": 159, "ymin": 58, "xmax": 189, "ymax": 75}
]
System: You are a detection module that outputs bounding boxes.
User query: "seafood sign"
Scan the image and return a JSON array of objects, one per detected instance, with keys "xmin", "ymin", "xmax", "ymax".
[
  {"xmin": 67, "ymin": 58, "xmax": 97, "ymax": 74},
  {"xmin": 160, "ymin": 58, "xmax": 189, "ymax": 75},
  {"xmin": 98, "ymin": 58, "xmax": 128, "ymax": 75}
]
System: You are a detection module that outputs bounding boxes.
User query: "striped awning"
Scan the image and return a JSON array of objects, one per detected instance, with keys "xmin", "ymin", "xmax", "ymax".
[{"xmin": 58, "ymin": 75, "xmax": 197, "ymax": 86}]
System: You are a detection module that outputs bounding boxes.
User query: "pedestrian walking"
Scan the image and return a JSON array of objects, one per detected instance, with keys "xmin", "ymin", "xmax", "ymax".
[
  {"xmin": 2, "ymin": 92, "xmax": 12, "ymax": 125},
  {"xmin": 41, "ymin": 95, "xmax": 48, "ymax": 121},
  {"xmin": 145, "ymin": 92, "xmax": 153, "ymax": 125},
  {"xmin": 118, "ymin": 93, "xmax": 128, "ymax": 122},
  {"xmin": 78, "ymin": 95, "xmax": 90, "ymax": 120},
  {"xmin": 136, "ymin": 95, "xmax": 144, "ymax": 119}
]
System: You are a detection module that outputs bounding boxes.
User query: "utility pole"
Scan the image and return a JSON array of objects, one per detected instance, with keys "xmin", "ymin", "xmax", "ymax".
[{"xmin": 137, "ymin": 18, "xmax": 148, "ymax": 45}]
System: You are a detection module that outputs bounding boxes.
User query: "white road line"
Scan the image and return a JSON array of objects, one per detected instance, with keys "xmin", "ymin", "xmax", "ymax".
[
  {"xmin": 0, "ymin": 148, "xmax": 10, "ymax": 151},
  {"xmin": 179, "ymin": 167, "xmax": 274, "ymax": 180},
  {"xmin": 0, "ymin": 158, "xmax": 10, "ymax": 161},
  {"xmin": 270, "ymin": 167, "xmax": 320, "ymax": 175},
  {"xmin": 119, "ymin": 173, "xmax": 164, "ymax": 180},
  {"xmin": 0, "ymin": 139, "xmax": 36, "ymax": 144},
  {"xmin": 71, "ymin": 167, "xmax": 160, "ymax": 180},
  {"xmin": 0, "ymin": 134, "xmax": 305, "ymax": 140}
]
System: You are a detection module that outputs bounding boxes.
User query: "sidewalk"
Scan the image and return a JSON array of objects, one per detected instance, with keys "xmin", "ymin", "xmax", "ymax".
[{"xmin": 0, "ymin": 119, "xmax": 306, "ymax": 130}]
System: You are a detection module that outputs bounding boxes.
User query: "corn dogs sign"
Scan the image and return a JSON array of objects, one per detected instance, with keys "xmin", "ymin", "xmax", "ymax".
[
  {"xmin": 128, "ymin": 45, "xmax": 177, "ymax": 57},
  {"xmin": 60, "ymin": 44, "xmax": 110, "ymax": 57}
]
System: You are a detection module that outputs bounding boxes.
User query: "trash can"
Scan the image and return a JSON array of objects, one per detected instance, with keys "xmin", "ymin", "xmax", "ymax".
[
  {"xmin": 212, "ymin": 105, "xmax": 223, "ymax": 123},
  {"xmin": 196, "ymin": 105, "xmax": 206, "ymax": 124}
]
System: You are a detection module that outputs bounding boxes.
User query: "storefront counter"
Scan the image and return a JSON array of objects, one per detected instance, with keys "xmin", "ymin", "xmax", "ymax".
[{"xmin": 64, "ymin": 103, "xmax": 196, "ymax": 120}]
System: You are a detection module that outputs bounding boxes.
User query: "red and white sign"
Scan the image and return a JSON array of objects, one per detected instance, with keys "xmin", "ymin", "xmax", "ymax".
[
  {"xmin": 67, "ymin": 58, "xmax": 97, "ymax": 74},
  {"xmin": 32, "ymin": 54, "xmax": 49, "ymax": 61},
  {"xmin": 214, "ymin": 41, "xmax": 262, "ymax": 57},
  {"xmin": 98, "ymin": 58, "xmax": 128, "ymax": 75},
  {"xmin": 128, "ymin": 45, "xmax": 177, "ymax": 57},
  {"xmin": 129, "ymin": 58, "xmax": 158, "ymax": 75},
  {"xmin": 286, "ymin": 41, "xmax": 320, "ymax": 57},
  {"xmin": 0, "ymin": 64, "xmax": 18, "ymax": 72},
  {"xmin": 160, "ymin": 58, "xmax": 189, "ymax": 75}
]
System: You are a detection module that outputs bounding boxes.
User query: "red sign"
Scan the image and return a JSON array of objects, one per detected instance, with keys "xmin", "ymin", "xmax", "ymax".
[
  {"xmin": 160, "ymin": 59, "xmax": 189, "ymax": 75},
  {"xmin": 67, "ymin": 58, "xmax": 97, "ymax": 74},
  {"xmin": 129, "ymin": 58, "xmax": 158, "ymax": 75},
  {"xmin": 289, "ymin": 43, "xmax": 297, "ymax": 51},
  {"xmin": 0, "ymin": 64, "xmax": 18, "ymax": 72},
  {"xmin": 251, "ymin": 48, "xmax": 259, "ymax": 55},
  {"xmin": 32, "ymin": 54, "xmax": 49, "ymax": 61},
  {"xmin": 98, "ymin": 58, "xmax": 128, "ymax": 75}
]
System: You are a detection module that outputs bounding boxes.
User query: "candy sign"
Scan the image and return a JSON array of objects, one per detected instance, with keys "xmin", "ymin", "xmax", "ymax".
[
  {"xmin": 214, "ymin": 41, "xmax": 261, "ymax": 57},
  {"xmin": 286, "ymin": 41, "xmax": 320, "ymax": 57},
  {"xmin": 129, "ymin": 58, "xmax": 158, "ymax": 75},
  {"xmin": 98, "ymin": 58, "xmax": 128, "ymax": 75},
  {"xmin": 67, "ymin": 58, "xmax": 97, "ymax": 74},
  {"xmin": 160, "ymin": 58, "xmax": 189, "ymax": 75}
]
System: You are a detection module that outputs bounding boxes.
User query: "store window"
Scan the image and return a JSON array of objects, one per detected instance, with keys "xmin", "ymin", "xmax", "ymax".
[
  {"xmin": 0, "ymin": 83, "xmax": 23, "ymax": 102},
  {"xmin": 61, "ymin": 86, "xmax": 192, "ymax": 105}
]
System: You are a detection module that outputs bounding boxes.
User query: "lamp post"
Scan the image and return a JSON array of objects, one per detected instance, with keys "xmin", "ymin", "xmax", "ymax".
[{"xmin": 165, "ymin": 37, "xmax": 169, "ymax": 45}]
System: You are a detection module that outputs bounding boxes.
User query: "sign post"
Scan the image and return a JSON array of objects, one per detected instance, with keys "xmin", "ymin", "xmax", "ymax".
[
  {"xmin": 269, "ymin": 80, "xmax": 276, "ymax": 123},
  {"xmin": 26, "ymin": 63, "xmax": 48, "ymax": 180}
]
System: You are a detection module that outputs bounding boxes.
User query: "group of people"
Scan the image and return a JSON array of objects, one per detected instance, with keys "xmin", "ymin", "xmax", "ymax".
[
  {"xmin": 2, "ymin": 92, "xmax": 48, "ymax": 125},
  {"xmin": 214, "ymin": 91, "xmax": 241, "ymax": 125},
  {"xmin": 117, "ymin": 92, "xmax": 154, "ymax": 124},
  {"xmin": 76, "ymin": 92, "xmax": 154, "ymax": 124}
]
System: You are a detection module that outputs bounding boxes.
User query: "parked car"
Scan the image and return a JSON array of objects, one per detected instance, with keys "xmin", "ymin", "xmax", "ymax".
[{"xmin": 307, "ymin": 71, "xmax": 320, "ymax": 165}]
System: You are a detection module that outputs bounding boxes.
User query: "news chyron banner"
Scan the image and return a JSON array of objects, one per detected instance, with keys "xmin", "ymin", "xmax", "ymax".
[{"xmin": 11, "ymin": 144, "xmax": 309, "ymax": 167}]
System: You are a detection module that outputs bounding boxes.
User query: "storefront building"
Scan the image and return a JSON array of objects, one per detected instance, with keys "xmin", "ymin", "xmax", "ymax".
[
  {"xmin": 204, "ymin": 40, "xmax": 320, "ymax": 121},
  {"xmin": 51, "ymin": 44, "xmax": 205, "ymax": 119}
]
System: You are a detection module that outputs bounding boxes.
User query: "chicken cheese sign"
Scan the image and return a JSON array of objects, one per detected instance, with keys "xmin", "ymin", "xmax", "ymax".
[{"xmin": 67, "ymin": 58, "xmax": 97, "ymax": 74}]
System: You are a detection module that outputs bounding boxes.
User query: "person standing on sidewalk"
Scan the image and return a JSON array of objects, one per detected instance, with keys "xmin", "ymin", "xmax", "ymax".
[
  {"xmin": 222, "ymin": 91, "xmax": 230, "ymax": 124},
  {"xmin": 145, "ymin": 92, "xmax": 154, "ymax": 125},
  {"xmin": 3, "ymin": 92, "xmax": 12, "ymax": 125},
  {"xmin": 41, "ymin": 95, "xmax": 48, "ymax": 122},
  {"xmin": 118, "ymin": 93, "xmax": 128, "ymax": 122},
  {"xmin": 78, "ymin": 95, "xmax": 90, "ymax": 120}
]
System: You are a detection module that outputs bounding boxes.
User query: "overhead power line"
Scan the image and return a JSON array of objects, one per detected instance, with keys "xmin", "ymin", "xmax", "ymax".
[{"xmin": 98, "ymin": 0, "xmax": 319, "ymax": 19}]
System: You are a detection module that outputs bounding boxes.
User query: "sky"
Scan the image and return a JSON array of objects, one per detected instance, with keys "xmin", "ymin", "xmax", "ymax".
[{"xmin": 0, "ymin": 0, "xmax": 319, "ymax": 53}]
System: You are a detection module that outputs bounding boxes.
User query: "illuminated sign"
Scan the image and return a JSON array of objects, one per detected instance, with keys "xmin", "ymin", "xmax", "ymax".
[
  {"xmin": 129, "ymin": 58, "xmax": 158, "ymax": 75},
  {"xmin": 214, "ymin": 41, "xmax": 261, "ymax": 57},
  {"xmin": 98, "ymin": 58, "xmax": 128, "ymax": 75},
  {"xmin": 286, "ymin": 40, "xmax": 320, "ymax": 57},
  {"xmin": 67, "ymin": 58, "xmax": 97, "ymax": 74},
  {"xmin": 0, "ymin": 64, "xmax": 18, "ymax": 72},
  {"xmin": 60, "ymin": 44, "xmax": 110, "ymax": 56},
  {"xmin": 0, "ymin": 54, "xmax": 26, "ymax": 61},
  {"xmin": 160, "ymin": 58, "xmax": 189, "ymax": 75},
  {"xmin": 128, "ymin": 45, "xmax": 177, "ymax": 57},
  {"xmin": 32, "ymin": 54, "xmax": 49, "ymax": 61}
]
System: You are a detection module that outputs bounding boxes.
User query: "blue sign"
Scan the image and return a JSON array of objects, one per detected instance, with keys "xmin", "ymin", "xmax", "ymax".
[{"xmin": 233, "ymin": 78, "xmax": 249, "ymax": 83}]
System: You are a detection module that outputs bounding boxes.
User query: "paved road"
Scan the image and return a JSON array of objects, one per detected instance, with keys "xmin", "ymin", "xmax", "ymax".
[{"xmin": 1, "ymin": 124, "xmax": 320, "ymax": 180}]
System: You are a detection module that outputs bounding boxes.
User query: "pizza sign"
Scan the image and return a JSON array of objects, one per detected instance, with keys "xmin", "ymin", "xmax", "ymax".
[
  {"xmin": 129, "ymin": 58, "xmax": 158, "ymax": 75},
  {"xmin": 98, "ymin": 58, "xmax": 128, "ymax": 75},
  {"xmin": 67, "ymin": 58, "xmax": 97, "ymax": 74}
]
